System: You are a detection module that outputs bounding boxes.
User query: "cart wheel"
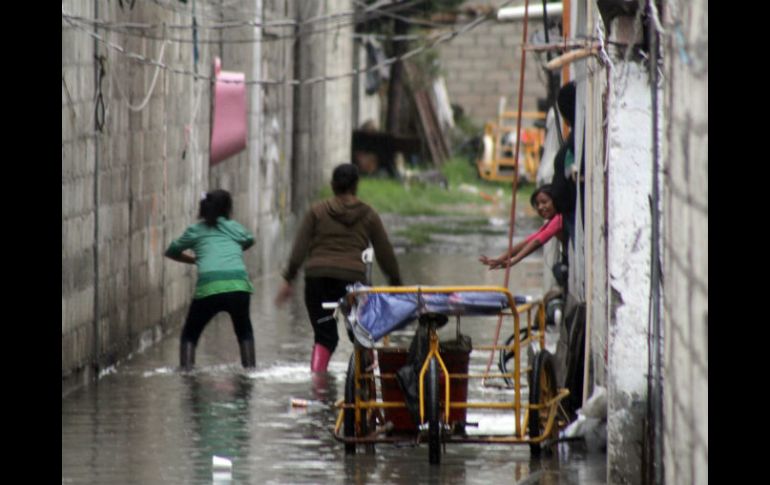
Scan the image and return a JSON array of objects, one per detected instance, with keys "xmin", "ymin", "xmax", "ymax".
[
  {"xmin": 344, "ymin": 351, "xmax": 376, "ymax": 455},
  {"xmin": 528, "ymin": 350, "xmax": 557, "ymax": 457},
  {"xmin": 498, "ymin": 329, "xmax": 529, "ymax": 387},
  {"xmin": 426, "ymin": 357, "xmax": 441, "ymax": 465},
  {"xmin": 563, "ymin": 312, "xmax": 585, "ymax": 420}
]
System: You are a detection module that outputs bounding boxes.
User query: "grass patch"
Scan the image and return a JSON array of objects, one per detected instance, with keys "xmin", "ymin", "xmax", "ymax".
[{"xmin": 316, "ymin": 156, "xmax": 537, "ymax": 216}]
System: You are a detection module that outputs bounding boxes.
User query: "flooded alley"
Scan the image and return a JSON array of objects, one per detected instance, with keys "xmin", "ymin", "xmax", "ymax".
[
  {"xmin": 62, "ymin": 220, "xmax": 607, "ymax": 485},
  {"xmin": 63, "ymin": 0, "xmax": 708, "ymax": 481}
]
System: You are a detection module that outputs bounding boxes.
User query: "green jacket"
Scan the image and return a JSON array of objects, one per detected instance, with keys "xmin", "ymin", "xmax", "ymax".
[{"xmin": 166, "ymin": 217, "xmax": 255, "ymax": 299}]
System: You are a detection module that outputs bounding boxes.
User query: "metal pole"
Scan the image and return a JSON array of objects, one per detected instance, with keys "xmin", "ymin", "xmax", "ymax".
[{"xmin": 647, "ymin": 1, "xmax": 664, "ymax": 483}]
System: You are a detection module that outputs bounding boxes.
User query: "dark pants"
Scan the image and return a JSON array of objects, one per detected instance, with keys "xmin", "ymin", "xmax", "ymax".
[
  {"xmin": 180, "ymin": 291, "xmax": 254, "ymax": 346},
  {"xmin": 304, "ymin": 277, "xmax": 357, "ymax": 353}
]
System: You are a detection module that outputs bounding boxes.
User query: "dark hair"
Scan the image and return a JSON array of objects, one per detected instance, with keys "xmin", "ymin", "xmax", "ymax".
[
  {"xmin": 331, "ymin": 163, "xmax": 359, "ymax": 195},
  {"xmin": 198, "ymin": 189, "xmax": 233, "ymax": 227},
  {"xmin": 530, "ymin": 184, "xmax": 556, "ymax": 209},
  {"xmin": 557, "ymin": 81, "xmax": 576, "ymax": 128}
]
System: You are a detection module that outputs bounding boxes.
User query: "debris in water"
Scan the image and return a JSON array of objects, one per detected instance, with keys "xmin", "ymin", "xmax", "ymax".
[
  {"xmin": 290, "ymin": 398, "xmax": 325, "ymax": 408},
  {"xmin": 212, "ymin": 455, "xmax": 232, "ymax": 470}
]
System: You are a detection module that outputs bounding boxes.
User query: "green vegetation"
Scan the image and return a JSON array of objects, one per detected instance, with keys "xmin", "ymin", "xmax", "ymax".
[
  {"xmin": 315, "ymin": 156, "xmax": 537, "ymax": 246},
  {"xmin": 316, "ymin": 156, "xmax": 535, "ymax": 216}
]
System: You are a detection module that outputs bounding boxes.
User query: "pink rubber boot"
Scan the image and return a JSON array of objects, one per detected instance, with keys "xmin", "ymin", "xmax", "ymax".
[{"xmin": 310, "ymin": 343, "xmax": 332, "ymax": 373}]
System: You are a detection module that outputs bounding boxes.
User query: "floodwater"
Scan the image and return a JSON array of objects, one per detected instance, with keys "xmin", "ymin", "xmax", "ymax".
[{"xmin": 62, "ymin": 215, "xmax": 607, "ymax": 484}]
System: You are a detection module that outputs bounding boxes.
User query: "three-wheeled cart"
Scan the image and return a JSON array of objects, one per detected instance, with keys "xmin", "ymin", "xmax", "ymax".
[{"xmin": 330, "ymin": 285, "xmax": 570, "ymax": 464}]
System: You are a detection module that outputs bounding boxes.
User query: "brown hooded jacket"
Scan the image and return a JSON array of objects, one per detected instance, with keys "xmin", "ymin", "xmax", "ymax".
[{"xmin": 282, "ymin": 197, "xmax": 402, "ymax": 285}]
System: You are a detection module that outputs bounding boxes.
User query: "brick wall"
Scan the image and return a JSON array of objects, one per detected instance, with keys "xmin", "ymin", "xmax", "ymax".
[
  {"xmin": 662, "ymin": 0, "xmax": 708, "ymax": 482},
  {"xmin": 437, "ymin": 13, "xmax": 548, "ymax": 125},
  {"xmin": 62, "ymin": 0, "xmax": 303, "ymax": 394}
]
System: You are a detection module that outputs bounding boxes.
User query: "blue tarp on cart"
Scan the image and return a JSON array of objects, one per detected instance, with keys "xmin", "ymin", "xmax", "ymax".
[{"xmin": 346, "ymin": 284, "xmax": 519, "ymax": 345}]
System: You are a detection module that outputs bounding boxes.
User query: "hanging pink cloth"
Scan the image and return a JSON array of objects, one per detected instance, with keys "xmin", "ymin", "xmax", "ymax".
[{"xmin": 210, "ymin": 57, "xmax": 247, "ymax": 165}]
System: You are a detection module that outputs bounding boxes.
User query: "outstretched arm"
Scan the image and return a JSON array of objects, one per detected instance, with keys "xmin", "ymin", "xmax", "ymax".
[
  {"xmin": 369, "ymin": 212, "xmax": 402, "ymax": 286},
  {"xmin": 274, "ymin": 280, "xmax": 293, "ymax": 307},
  {"xmin": 494, "ymin": 239, "xmax": 542, "ymax": 269},
  {"xmin": 276, "ymin": 210, "xmax": 315, "ymax": 307},
  {"xmin": 165, "ymin": 250, "xmax": 196, "ymax": 265},
  {"xmin": 479, "ymin": 239, "xmax": 527, "ymax": 268}
]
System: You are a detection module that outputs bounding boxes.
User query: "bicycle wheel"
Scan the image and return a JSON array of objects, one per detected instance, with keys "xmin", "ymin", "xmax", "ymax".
[
  {"xmin": 343, "ymin": 351, "xmax": 375, "ymax": 455},
  {"xmin": 528, "ymin": 350, "xmax": 557, "ymax": 457},
  {"xmin": 564, "ymin": 312, "xmax": 585, "ymax": 420},
  {"xmin": 426, "ymin": 357, "xmax": 441, "ymax": 465},
  {"xmin": 498, "ymin": 328, "xmax": 529, "ymax": 387}
]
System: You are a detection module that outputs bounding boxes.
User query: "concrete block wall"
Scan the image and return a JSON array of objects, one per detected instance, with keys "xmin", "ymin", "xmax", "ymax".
[
  {"xmin": 62, "ymin": 0, "xmax": 98, "ymax": 383},
  {"xmin": 62, "ymin": 0, "xmax": 213, "ymax": 392},
  {"xmin": 292, "ymin": 1, "xmax": 326, "ymax": 214},
  {"xmin": 437, "ymin": 13, "xmax": 548, "ymax": 125},
  {"xmin": 323, "ymin": 0, "xmax": 354, "ymax": 183},
  {"xmin": 577, "ymin": 9, "xmax": 654, "ymax": 484},
  {"xmin": 584, "ymin": 2, "xmax": 609, "ymax": 390},
  {"xmin": 583, "ymin": 1, "xmax": 609, "ymax": 397},
  {"xmin": 605, "ymin": 61, "xmax": 652, "ymax": 484},
  {"xmin": 662, "ymin": 0, "xmax": 708, "ymax": 483},
  {"xmin": 260, "ymin": 0, "xmax": 297, "ymax": 276},
  {"xmin": 62, "ymin": 0, "xmax": 303, "ymax": 395}
]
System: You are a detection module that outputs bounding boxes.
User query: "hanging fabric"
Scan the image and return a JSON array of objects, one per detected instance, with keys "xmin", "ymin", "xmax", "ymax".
[{"xmin": 210, "ymin": 57, "xmax": 247, "ymax": 166}]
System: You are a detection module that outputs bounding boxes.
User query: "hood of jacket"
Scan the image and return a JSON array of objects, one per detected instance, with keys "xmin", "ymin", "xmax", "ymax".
[{"xmin": 322, "ymin": 197, "xmax": 369, "ymax": 226}]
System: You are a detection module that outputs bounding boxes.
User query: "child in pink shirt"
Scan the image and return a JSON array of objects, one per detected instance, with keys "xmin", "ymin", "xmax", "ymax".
[{"xmin": 479, "ymin": 184, "xmax": 564, "ymax": 270}]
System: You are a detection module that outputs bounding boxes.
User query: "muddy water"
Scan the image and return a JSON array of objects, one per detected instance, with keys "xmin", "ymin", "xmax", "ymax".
[{"xmin": 62, "ymin": 216, "xmax": 606, "ymax": 484}]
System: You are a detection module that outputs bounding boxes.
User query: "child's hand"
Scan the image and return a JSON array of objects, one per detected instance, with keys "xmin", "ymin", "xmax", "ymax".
[
  {"xmin": 480, "ymin": 255, "xmax": 504, "ymax": 269},
  {"xmin": 274, "ymin": 282, "xmax": 293, "ymax": 307}
]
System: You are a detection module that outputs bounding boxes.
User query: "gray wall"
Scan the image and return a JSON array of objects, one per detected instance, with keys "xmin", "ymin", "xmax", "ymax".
[
  {"xmin": 437, "ymin": 4, "xmax": 549, "ymax": 125},
  {"xmin": 580, "ymin": 6, "xmax": 654, "ymax": 484},
  {"xmin": 577, "ymin": 0, "xmax": 708, "ymax": 482},
  {"xmin": 62, "ymin": 0, "xmax": 342, "ymax": 395},
  {"xmin": 661, "ymin": 0, "xmax": 708, "ymax": 483}
]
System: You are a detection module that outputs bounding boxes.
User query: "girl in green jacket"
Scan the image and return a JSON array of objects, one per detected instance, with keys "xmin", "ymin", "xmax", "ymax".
[{"xmin": 165, "ymin": 189, "xmax": 256, "ymax": 370}]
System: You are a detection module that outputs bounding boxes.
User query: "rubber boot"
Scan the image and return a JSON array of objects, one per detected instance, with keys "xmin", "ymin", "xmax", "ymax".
[
  {"xmin": 310, "ymin": 343, "xmax": 332, "ymax": 373},
  {"xmin": 239, "ymin": 339, "xmax": 256, "ymax": 369},
  {"xmin": 180, "ymin": 341, "xmax": 196, "ymax": 371}
]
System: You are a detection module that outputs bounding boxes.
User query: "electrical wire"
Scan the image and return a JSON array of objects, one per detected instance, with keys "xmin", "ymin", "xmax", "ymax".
[{"xmin": 63, "ymin": 4, "xmax": 503, "ymax": 87}]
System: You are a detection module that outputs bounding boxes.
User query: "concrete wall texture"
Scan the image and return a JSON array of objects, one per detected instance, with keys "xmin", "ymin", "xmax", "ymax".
[
  {"xmin": 62, "ymin": 0, "xmax": 346, "ymax": 395},
  {"xmin": 662, "ymin": 0, "xmax": 708, "ymax": 483},
  {"xmin": 577, "ymin": 0, "xmax": 708, "ymax": 482},
  {"xmin": 437, "ymin": 9, "xmax": 548, "ymax": 125},
  {"xmin": 605, "ymin": 61, "xmax": 653, "ymax": 485},
  {"xmin": 561, "ymin": 5, "xmax": 653, "ymax": 482}
]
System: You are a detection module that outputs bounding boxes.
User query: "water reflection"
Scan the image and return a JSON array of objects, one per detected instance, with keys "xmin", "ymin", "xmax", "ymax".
[
  {"xmin": 183, "ymin": 374, "xmax": 253, "ymax": 483},
  {"xmin": 62, "ymin": 246, "xmax": 607, "ymax": 484}
]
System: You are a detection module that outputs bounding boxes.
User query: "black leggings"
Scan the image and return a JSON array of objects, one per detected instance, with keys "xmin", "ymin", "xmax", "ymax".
[
  {"xmin": 304, "ymin": 277, "xmax": 357, "ymax": 353},
  {"xmin": 180, "ymin": 291, "xmax": 254, "ymax": 346}
]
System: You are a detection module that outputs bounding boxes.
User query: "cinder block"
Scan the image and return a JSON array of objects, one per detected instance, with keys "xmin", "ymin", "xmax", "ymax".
[
  {"xmin": 63, "ymin": 286, "xmax": 95, "ymax": 335},
  {"xmin": 143, "ymin": 164, "xmax": 164, "ymax": 196},
  {"xmin": 147, "ymin": 290, "xmax": 164, "ymax": 327},
  {"xmin": 130, "ymin": 228, "xmax": 149, "ymax": 265},
  {"xmin": 473, "ymin": 34, "xmax": 501, "ymax": 48},
  {"xmin": 62, "ymin": 214, "xmax": 95, "ymax": 256},
  {"xmin": 144, "ymin": 132, "xmax": 164, "ymax": 165},
  {"xmin": 61, "ymin": 177, "xmax": 84, "ymax": 218},
  {"xmin": 70, "ymin": 249, "xmax": 95, "ymax": 292}
]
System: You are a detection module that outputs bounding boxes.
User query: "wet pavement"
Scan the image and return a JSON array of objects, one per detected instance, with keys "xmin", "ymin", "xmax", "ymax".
[{"xmin": 62, "ymin": 219, "xmax": 607, "ymax": 484}]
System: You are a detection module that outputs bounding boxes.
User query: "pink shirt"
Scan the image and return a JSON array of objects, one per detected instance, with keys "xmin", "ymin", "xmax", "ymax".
[{"xmin": 524, "ymin": 213, "xmax": 563, "ymax": 245}]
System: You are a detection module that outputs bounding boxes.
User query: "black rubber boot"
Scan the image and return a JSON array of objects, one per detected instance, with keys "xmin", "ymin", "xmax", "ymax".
[
  {"xmin": 180, "ymin": 341, "xmax": 196, "ymax": 371},
  {"xmin": 239, "ymin": 340, "xmax": 256, "ymax": 369}
]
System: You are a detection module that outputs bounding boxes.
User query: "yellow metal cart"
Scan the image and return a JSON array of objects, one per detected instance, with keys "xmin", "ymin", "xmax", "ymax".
[
  {"xmin": 331, "ymin": 285, "xmax": 570, "ymax": 464},
  {"xmin": 477, "ymin": 111, "xmax": 545, "ymax": 183}
]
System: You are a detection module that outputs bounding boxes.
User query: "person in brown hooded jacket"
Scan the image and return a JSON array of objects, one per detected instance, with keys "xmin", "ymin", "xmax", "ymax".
[{"xmin": 275, "ymin": 163, "xmax": 402, "ymax": 372}]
